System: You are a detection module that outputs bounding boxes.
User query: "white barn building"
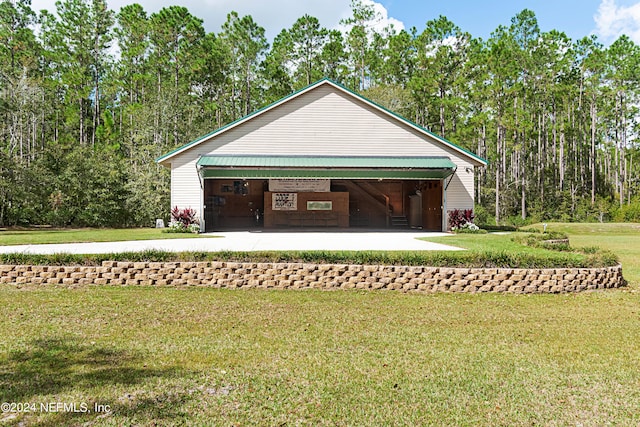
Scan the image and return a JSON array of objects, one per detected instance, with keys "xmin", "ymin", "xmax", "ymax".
[{"xmin": 157, "ymin": 79, "xmax": 487, "ymax": 232}]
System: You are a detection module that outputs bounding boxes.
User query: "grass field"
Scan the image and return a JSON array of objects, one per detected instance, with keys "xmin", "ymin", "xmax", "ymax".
[
  {"xmin": 530, "ymin": 222, "xmax": 640, "ymax": 288},
  {"xmin": 425, "ymin": 222, "xmax": 640, "ymax": 287},
  {"xmin": 0, "ymin": 223, "xmax": 639, "ymax": 426},
  {"xmin": 0, "ymin": 228, "xmax": 209, "ymax": 246}
]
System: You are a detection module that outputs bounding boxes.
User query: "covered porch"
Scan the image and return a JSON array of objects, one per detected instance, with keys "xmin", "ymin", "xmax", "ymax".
[{"xmin": 197, "ymin": 155, "xmax": 456, "ymax": 232}]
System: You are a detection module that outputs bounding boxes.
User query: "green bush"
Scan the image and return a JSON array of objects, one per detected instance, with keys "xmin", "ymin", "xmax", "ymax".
[
  {"xmin": 519, "ymin": 227, "xmax": 541, "ymax": 233},
  {"xmin": 512, "ymin": 232, "xmax": 569, "ymax": 249},
  {"xmin": 0, "ymin": 248, "xmax": 618, "ymax": 269},
  {"xmin": 163, "ymin": 222, "xmax": 200, "ymax": 234},
  {"xmin": 613, "ymin": 200, "xmax": 640, "ymax": 222},
  {"xmin": 478, "ymin": 224, "xmax": 518, "ymax": 232},
  {"xmin": 473, "ymin": 204, "xmax": 490, "ymax": 225},
  {"xmin": 504, "ymin": 215, "xmax": 534, "ymax": 228},
  {"xmin": 453, "ymin": 227, "xmax": 488, "ymax": 234}
]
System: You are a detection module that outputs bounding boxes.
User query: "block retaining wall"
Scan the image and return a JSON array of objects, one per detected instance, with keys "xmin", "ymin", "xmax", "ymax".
[{"xmin": 0, "ymin": 262, "xmax": 626, "ymax": 293}]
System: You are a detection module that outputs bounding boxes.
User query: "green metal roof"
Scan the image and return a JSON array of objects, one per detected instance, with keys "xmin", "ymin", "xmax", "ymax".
[
  {"xmin": 197, "ymin": 155, "xmax": 455, "ymax": 169},
  {"xmin": 197, "ymin": 155, "xmax": 456, "ymax": 180}
]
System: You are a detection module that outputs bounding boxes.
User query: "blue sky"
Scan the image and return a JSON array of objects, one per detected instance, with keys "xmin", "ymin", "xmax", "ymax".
[
  {"xmin": 30, "ymin": 0, "xmax": 640, "ymax": 45},
  {"xmin": 383, "ymin": 0, "xmax": 604, "ymax": 41}
]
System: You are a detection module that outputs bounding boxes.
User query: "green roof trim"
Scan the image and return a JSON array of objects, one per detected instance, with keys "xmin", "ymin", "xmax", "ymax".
[
  {"xmin": 197, "ymin": 155, "xmax": 456, "ymax": 180},
  {"xmin": 201, "ymin": 169, "xmax": 454, "ymax": 180},
  {"xmin": 157, "ymin": 78, "xmax": 487, "ymax": 165}
]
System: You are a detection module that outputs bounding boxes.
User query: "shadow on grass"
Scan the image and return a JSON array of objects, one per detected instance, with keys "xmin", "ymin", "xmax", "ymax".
[{"xmin": 0, "ymin": 336, "xmax": 198, "ymax": 425}]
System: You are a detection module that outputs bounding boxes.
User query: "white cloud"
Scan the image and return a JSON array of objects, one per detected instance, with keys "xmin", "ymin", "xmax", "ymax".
[
  {"xmin": 336, "ymin": 0, "xmax": 404, "ymax": 35},
  {"xmin": 366, "ymin": 0, "xmax": 405, "ymax": 33},
  {"xmin": 29, "ymin": 0, "xmax": 403, "ymax": 41},
  {"xmin": 594, "ymin": 0, "xmax": 640, "ymax": 43}
]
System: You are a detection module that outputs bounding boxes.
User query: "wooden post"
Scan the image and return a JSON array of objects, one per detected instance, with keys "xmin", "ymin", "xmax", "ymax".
[{"xmin": 385, "ymin": 196, "xmax": 390, "ymax": 228}]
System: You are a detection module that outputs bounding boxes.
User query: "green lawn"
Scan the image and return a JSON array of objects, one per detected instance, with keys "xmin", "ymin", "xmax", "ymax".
[
  {"xmin": 1, "ymin": 288, "xmax": 639, "ymax": 426},
  {"xmin": 0, "ymin": 228, "xmax": 210, "ymax": 246},
  {"xmin": 530, "ymin": 223, "xmax": 640, "ymax": 287},
  {"xmin": 425, "ymin": 222, "xmax": 640, "ymax": 288},
  {"xmin": 1, "ymin": 222, "xmax": 639, "ymax": 425},
  {"xmin": 421, "ymin": 231, "xmax": 562, "ymax": 253}
]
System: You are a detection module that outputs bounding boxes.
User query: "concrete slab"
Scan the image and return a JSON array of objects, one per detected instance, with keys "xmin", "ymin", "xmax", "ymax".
[{"xmin": 0, "ymin": 231, "xmax": 463, "ymax": 255}]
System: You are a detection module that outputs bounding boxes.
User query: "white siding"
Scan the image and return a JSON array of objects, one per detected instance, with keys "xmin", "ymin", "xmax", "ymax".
[
  {"xmin": 176, "ymin": 86, "xmax": 476, "ymax": 158},
  {"xmin": 168, "ymin": 84, "xmax": 480, "ymax": 225},
  {"xmin": 444, "ymin": 158, "xmax": 475, "ymax": 230},
  {"xmin": 446, "ymin": 160, "xmax": 475, "ymax": 211},
  {"xmin": 170, "ymin": 155, "xmax": 202, "ymax": 220}
]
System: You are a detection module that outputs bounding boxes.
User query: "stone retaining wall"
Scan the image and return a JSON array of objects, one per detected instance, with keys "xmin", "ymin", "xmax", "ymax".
[{"xmin": 0, "ymin": 262, "xmax": 626, "ymax": 293}]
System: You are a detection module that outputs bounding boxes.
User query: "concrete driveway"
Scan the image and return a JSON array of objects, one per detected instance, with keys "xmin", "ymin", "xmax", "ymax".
[{"xmin": 0, "ymin": 231, "xmax": 462, "ymax": 254}]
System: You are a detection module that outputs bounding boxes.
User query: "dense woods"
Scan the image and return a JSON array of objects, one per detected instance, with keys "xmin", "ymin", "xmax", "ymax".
[{"xmin": 1, "ymin": 0, "xmax": 639, "ymax": 227}]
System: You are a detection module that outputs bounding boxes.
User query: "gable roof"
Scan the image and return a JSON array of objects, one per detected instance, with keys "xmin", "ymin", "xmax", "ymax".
[{"xmin": 156, "ymin": 78, "xmax": 487, "ymax": 166}]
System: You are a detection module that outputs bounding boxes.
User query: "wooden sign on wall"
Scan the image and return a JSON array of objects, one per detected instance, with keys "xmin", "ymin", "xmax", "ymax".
[{"xmin": 269, "ymin": 179, "xmax": 330, "ymax": 192}]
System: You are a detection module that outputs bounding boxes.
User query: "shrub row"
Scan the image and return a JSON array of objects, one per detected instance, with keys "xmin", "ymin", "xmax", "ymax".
[
  {"xmin": 512, "ymin": 232, "xmax": 570, "ymax": 250},
  {"xmin": 0, "ymin": 249, "xmax": 619, "ymax": 269},
  {"xmin": 477, "ymin": 224, "xmax": 519, "ymax": 232}
]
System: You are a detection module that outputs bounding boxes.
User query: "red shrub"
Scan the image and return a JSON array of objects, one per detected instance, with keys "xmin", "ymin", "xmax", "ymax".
[
  {"xmin": 448, "ymin": 209, "xmax": 475, "ymax": 229},
  {"xmin": 171, "ymin": 206, "xmax": 199, "ymax": 227}
]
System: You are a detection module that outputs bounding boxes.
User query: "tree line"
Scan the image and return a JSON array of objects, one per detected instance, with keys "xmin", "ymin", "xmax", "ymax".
[{"xmin": 1, "ymin": 0, "xmax": 639, "ymax": 227}]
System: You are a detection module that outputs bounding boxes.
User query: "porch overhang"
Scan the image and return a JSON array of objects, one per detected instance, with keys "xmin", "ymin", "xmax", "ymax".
[{"xmin": 197, "ymin": 155, "xmax": 457, "ymax": 180}]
